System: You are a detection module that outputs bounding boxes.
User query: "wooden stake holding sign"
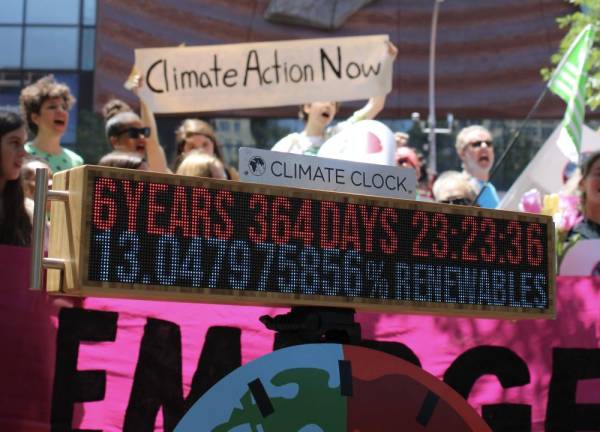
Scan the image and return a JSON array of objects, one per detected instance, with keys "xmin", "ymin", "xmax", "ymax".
[{"xmin": 42, "ymin": 165, "xmax": 556, "ymax": 319}]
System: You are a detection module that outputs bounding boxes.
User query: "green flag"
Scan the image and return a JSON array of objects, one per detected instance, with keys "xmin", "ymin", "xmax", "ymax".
[{"xmin": 548, "ymin": 24, "xmax": 595, "ymax": 162}]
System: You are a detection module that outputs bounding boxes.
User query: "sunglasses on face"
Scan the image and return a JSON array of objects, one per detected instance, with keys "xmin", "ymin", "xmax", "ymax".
[
  {"xmin": 439, "ymin": 197, "xmax": 474, "ymax": 206},
  {"xmin": 397, "ymin": 158, "xmax": 416, "ymax": 168},
  {"xmin": 468, "ymin": 140, "xmax": 493, "ymax": 148},
  {"xmin": 118, "ymin": 127, "xmax": 150, "ymax": 139}
]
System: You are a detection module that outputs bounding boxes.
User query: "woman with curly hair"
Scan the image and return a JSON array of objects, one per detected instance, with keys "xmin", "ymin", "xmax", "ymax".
[
  {"xmin": 0, "ymin": 111, "xmax": 31, "ymax": 246},
  {"xmin": 19, "ymin": 75, "xmax": 83, "ymax": 173}
]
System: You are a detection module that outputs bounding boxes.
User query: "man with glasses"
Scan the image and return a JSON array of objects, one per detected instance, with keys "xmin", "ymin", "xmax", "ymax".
[{"xmin": 454, "ymin": 125, "xmax": 500, "ymax": 208}]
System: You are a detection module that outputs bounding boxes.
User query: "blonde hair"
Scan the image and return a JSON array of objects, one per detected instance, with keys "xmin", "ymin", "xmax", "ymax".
[
  {"xmin": 20, "ymin": 156, "xmax": 52, "ymax": 197},
  {"xmin": 432, "ymin": 170, "xmax": 477, "ymax": 203},
  {"xmin": 176, "ymin": 151, "xmax": 226, "ymax": 179},
  {"xmin": 175, "ymin": 119, "xmax": 219, "ymax": 153},
  {"xmin": 102, "ymin": 98, "xmax": 133, "ymax": 121}
]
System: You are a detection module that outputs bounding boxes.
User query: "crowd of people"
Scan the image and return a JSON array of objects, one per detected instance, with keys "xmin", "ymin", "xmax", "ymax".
[{"xmin": 0, "ymin": 74, "xmax": 598, "ymax": 268}]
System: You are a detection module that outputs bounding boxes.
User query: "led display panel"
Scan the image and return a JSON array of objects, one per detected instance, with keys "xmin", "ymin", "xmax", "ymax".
[{"xmin": 47, "ymin": 166, "xmax": 556, "ymax": 319}]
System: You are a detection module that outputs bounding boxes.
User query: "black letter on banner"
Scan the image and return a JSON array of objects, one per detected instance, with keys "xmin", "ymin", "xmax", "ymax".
[
  {"xmin": 183, "ymin": 326, "xmax": 241, "ymax": 413},
  {"xmin": 320, "ymin": 47, "xmax": 342, "ymax": 80},
  {"xmin": 123, "ymin": 321, "xmax": 241, "ymax": 431},
  {"xmin": 443, "ymin": 346, "xmax": 531, "ymax": 431},
  {"xmin": 180, "ymin": 70, "xmax": 198, "ymax": 89},
  {"xmin": 51, "ymin": 308, "xmax": 118, "ymax": 432},
  {"xmin": 146, "ymin": 59, "xmax": 165, "ymax": 93},
  {"xmin": 243, "ymin": 50, "xmax": 262, "ymax": 87},
  {"xmin": 361, "ymin": 339, "xmax": 421, "ymax": 367},
  {"xmin": 546, "ymin": 348, "xmax": 600, "ymax": 431},
  {"xmin": 123, "ymin": 318, "xmax": 183, "ymax": 431}
]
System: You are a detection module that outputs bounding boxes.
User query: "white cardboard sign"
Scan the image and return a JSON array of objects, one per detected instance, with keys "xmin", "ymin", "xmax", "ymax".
[
  {"xmin": 135, "ymin": 35, "xmax": 392, "ymax": 113},
  {"xmin": 559, "ymin": 240, "xmax": 600, "ymax": 276},
  {"xmin": 239, "ymin": 147, "xmax": 417, "ymax": 200}
]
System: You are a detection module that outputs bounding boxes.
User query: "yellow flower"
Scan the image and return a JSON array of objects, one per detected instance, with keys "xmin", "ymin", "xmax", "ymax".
[{"xmin": 542, "ymin": 193, "xmax": 560, "ymax": 216}]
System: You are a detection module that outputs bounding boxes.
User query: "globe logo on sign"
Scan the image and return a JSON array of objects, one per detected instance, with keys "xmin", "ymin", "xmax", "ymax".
[{"xmin": 248, "ymin": 156, "xmax": 266, "ymax": 176}]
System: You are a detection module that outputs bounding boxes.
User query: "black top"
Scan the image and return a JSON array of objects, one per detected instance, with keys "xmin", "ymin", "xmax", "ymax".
[{"xmin": 570, "ymin": 219, "xmax": 600, "ymax": 240}]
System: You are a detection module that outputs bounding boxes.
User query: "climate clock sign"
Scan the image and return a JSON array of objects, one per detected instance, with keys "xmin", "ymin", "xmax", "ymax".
[{"xmin": 46, "ymin": 166, "xmax": 555, "ymax": 319}]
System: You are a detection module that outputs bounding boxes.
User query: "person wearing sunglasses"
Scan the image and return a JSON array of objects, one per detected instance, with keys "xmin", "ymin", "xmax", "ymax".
[
  {"xmin": 454, "ymin": 125, "xmax": 499, "ymax": 209},
  {"xmin": 105, "ymin": 110, "xmax": 148, "ymax": 156},
  {"xmin": 432, "ymin": 171, "xmax": 477, "ymax": 207},
  {"xmin": 271, "ymin": 41, "xmax": 398, "ymax": 156},
  {"xmin": 102, "ymin": 95, "xmax": 169, "ymax": 173}
]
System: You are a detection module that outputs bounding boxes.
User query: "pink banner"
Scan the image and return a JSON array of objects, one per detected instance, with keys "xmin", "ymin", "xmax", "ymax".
[{"xmin": 1, "ymin": 244, "xmax": 599, "ymax": 431}]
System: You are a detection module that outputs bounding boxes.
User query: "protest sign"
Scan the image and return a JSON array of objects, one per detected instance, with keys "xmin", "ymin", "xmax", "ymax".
[
  {"xmin": 135, "ymin": 35, "xmax": 392, "ymax": 113},
  {"xmin": 1, "ymin": 244, "xmax": 598, "ymax": 431},
  {"xmin": 177, "ymin": 344, "xmax": 490, "ymax": 432},
  {"xmin": 239, "ymin": 147, "xmax": 416, "ymax": 200}
]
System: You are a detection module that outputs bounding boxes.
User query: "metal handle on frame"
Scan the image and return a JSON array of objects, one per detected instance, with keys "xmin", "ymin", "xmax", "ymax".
[{"xmin": 30, "ymin": 168, "xmax": 69, "ymax": 291}]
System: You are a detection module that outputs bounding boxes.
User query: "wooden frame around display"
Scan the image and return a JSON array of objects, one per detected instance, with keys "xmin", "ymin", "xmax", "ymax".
[{"xmin": 47, "ymin": 165, "xmax": 556, "ymax": 319}]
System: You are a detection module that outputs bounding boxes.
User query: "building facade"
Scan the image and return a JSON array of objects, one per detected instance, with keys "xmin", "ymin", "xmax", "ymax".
[
  {"xmin": 1, "ymin": 0, "xmax": 591, "ymax": 188},
  {"xmin": 0, "ymin": 0, "xmax": 97, "ymax": 145}
]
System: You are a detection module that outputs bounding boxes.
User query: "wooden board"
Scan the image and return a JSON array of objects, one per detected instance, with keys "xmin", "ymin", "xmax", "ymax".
[{"xmin": 47, "ymin": 167, "xmax": 87, "ymax": 294}]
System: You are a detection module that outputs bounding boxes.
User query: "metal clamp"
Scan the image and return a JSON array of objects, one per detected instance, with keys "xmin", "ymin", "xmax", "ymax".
[{"xmin": 30, "ymin": 168, "xmax": 69, "ymax": 290}]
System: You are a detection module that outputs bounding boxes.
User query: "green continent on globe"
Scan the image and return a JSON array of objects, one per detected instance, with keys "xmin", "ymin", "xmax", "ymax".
[{"xmin": 214, "ymin": 368, "xmax": 346, "ymax": 431}]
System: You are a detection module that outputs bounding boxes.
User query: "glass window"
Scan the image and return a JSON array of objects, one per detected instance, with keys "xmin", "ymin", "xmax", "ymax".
[
  {"xmin": 26, "ymin": 0, "xmax": 80, "ymax": 24},
  {"xmin": 24, "ymin": 27, "xmax": 78, "ymax": 69},
  {"xmin": 0, "ymin": 27, "xmax": 23, "ymax": 68},
  {"xmin": 0, "ymin": 74, "xmax": 22, "ymax": 110},
  {"xmin": 83, "ymin": 0, "xmax": 96, "ymax": 25},
  {"xmin": 81, "ymin": 28, "xmax": 95, "ymax": 70},
  {"xmin": 0, "ymin": 0, "xmax": 24, "ymax": 24},
  {"xmin": 234, "ymin": 121, "xmax": 241, "ymax": 132}
]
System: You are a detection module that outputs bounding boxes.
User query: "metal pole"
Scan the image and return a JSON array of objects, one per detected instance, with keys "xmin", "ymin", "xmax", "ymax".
[
  {"xmin": 427, "ymin": 0, "xmax": 443, "ymax": 177},
  {"xmin": 474, "ymin": 86, "xmax": 550, "ymax": 203},
  {"xmin": 30, "ymin": 168, "xmax": 48, "ymax": 290}
]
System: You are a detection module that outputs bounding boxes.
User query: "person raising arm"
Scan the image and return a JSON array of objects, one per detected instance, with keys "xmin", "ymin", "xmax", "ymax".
[{"xmin": 271, "ymin": 41, "xmax": 397, "ymax": 156}]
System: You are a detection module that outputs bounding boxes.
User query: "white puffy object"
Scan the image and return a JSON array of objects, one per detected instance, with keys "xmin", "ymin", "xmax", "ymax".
[
  {"xmin": 317, "ymin": 120, "xmax": 396, "ymax": 166},
  {"xmin": 559, "ymin": 240, "xmax": 600, "ymax": 276}
]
